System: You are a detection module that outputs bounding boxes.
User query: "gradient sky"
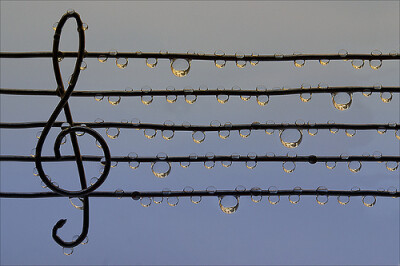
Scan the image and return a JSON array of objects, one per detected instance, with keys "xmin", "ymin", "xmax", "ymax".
[{"xmin": 1, "ymin": 1, "xmax": 399, "ymax": 265}]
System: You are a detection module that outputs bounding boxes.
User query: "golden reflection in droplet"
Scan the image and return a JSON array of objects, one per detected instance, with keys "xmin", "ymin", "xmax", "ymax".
[
  {"xmin": 219, "ymin": 196, "xmax": 239, "ymax": 214},
  {"xmin": 170, "ymin": 58, "xmax": 191, "ymax": 77},
  {"xmin": 332, "ymin": 92, "xmax": 352, "ymax": 111}
]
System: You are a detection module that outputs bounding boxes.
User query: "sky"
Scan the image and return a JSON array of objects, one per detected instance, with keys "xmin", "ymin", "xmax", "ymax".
[{"xmin": 0, "ymin": 1, "xmax": 399, "ymax": 265}]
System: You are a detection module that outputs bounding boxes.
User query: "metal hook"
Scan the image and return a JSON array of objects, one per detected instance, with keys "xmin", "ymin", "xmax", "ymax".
[{"xmin": 52, "ymin": 197, "xmax": 89, "ymax": 248}]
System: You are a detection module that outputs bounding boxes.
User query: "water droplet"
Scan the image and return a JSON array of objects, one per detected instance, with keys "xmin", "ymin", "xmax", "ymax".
[
  {"xmin": 151, "ymin": 161, "xmax": 171, "ymax": 178},
  {"xmin": 67, "ymin": 9, "xmax": 75, "ymax": 14},
  {"xmin": 307, "ymin": 121, "xmax": 318, "ymax": 136},
  {"xmin": 206, "ymin": 186, "xmax": 217, "ymax": 194},
  {"xmin": 300, "ymin": 83, "xmax": 312, "ymax": 102},
  {"xmin": 246, "ymin": 152, "xmax": 257, "ymax": 169},
  {"xmin": 106, "ymin": 128, "xmax": 120, "ymax": 139},
  {"xmin": 325, "ymin": 161, "xmax": 336, "ymax": 170},
  {"xmin": 389, "ymin": 50, "xmax": 398, "ymax": 56},
  {"xmin": 221, "ymin": 160, "xmax": 232, "ymax": 168},
  {"xmin": 256, "ymin": 85, "xmax": 269, "ymax": 106},
  {"xmin": 153, "ymin": 196, "xmax": 163, "ymax": 204},
  {"xmin": 182, "ymin": 121, "xmax": 191, "ymax": 128},
  {"xmin": 289, "ymin": 187, "xmax": 302, "ymax": 204},
  {"xmin": 362, "ymin": 89, "xmax": 372, "ymax": 97},
  {"xmin": 264, "ymin": 120, "xmax": 275, "ymax": 135},
  {"xmin": 63, "ymin": 247, "xmax": 73, "ymax": 256},
  {"xmin": 210, "ymin": 120, "xmax": 221, "ymax": 127},
  {"xmin": 204, "ymin": 152, "xmax": 215, "ymax": 169},
  {"xmin": 191, "ymin": 195, "xmax": 202, "ymax": 204},
  {"xmin": 338, "ymin": 49, "xmax": 348, "ymax": 58},
  {"xmin": 332, "ymin": 92, "xmax": 352, "ymax": 110},
  {"xmin": 131, "ymin": 118, "xmax": 141, "ymax": 129},
  {"xmin": 218, "ymin": 122, "xmax": 232, "ymax": 139},
  {"xmin": 72, "ymin": 235, "xmax": 88, "ymax": 245},
  {"xmin": 374, "ymin": 83, "xmax": 382, "ymax": 90},
  {"xmin": 214, "ymin": 50, "xmax": 226, "ymax": 68},
  {"xmin": 94, "ymin": 94, "xmax": 104, "ymax": 102},
  {"xmin": 235, "ymin": 52, "xmax": 246, "ymax": 68},
  {"xmin": 90, "ymin": 177, "xmax": 98, "ymax": 186},
  {"xmin": 316, "ymin": 186, "xmax": 328, "ymax": 205},
  {"xmin": 216, "ymin": 86, "xmax": 229, "ymax": 104},
  {"xmin": 348, "ymin": 161, "xmax": 362, "ymax": 173},
  {"xmin": 75, "ymin": 124, "xmax": 86, "ymax": 136},
  {"xmin": 219, "ymin": 196, "xmax": 239, "ymax": 214},
  {"xmin": 115, "ymin": 189, "xmax": 124, "ymax": 199},
  {"xmin": 250, "ymin": 187, "xmax": 262, "ymax": 203},
  {"xmin": 250, "ymin": 53, "xmax": 259, "ymax": 66},
  {"xmin": 184, "ymin": 87, "xmax": 197, "ymax": 104},
  {"xmin": 116, "ymin": 58, "xmax": 128, "ymax": 69},
  {"xmin": 108, "ymin": 96, "xmax": 121, "ymax": 105},
  {"xmin": 345, "ymin": 129, "xmax": 356, "ymax": 137},
  {"xmin": 128, "ymin": 152, "xmax": 140, "ymax": 170},
  {"xmin": 167, "ymin": 196, "xmax": 179, "ymax": 207},
  {"xmin": 166, "ymin": 86, "xmax": 177, "ymax": 103},
  {"xmin": 380, "ymin": 92, "xmax": 392, "ymax": 103},
  {"xmin": 192, "ymin": 131, "xmax": 205, "ymax": 143},
  {"xmin": 386, "ymin": 161, "xmax": 398, "ymax": 171},
  {"xmin": 319, "ymin": 59, "xmax": 330, "ymax": 65},
  {"xmin": 268, "ymin": 186, "xmax": 280, "ymax": 205},
  {"xmin": 141, "ymin": 86, "xmax": 153, "ymax": 105},
  {"xmin": 30, "ymin": 148, "xmax": 36, "ymax": 158},
  {"xmin": 180, "ymin": 160, "xmax": 190, "ymax": 168},
  {"xmin": 351, "ymin": 59, "xmax": 364, "ymax": 69},
  {"xmin": 279, "ymin": 129, "xmax": 302, "ymax": 148},
  {"xmin": 97, "ymin": 54, "xmax": 108, "ymax": 63},
  {"xmin": 144, "ymin": 129, "xmax": 157, "ymax": 139},
  {"xmin": 170, "ymin": 59, "xmax": 191, "ymax": 77},
  {"xmin": 81, "ymin": 23, "xmax": 88, "ymax": 31},
  {"xmin": 146, "ymin": 58, "xmax": 158, "ymax": 68},
  {"xmin": 33, "ymin": 167, "xmax": 39, "ymax": 176},
  {"xmin": 80, "ymin": 61, "xmax": 87, "ymax": 70},
  {"xmin": 395, "ymin": 130, "xmax": 400, "ymax": 140},
  {"xmin": 362, "ymin": 196, "xmax": 376, "ymax": 207},
  {"xmin": 328, "ymin": 120, "xmax": 339, "ymax": 134},
  {"xmin": 283, "ymin": 161, "xmax": 296, "ymax": 173},
  {"xmin": 52, "ymin": 22, "xmax": 58, "ymax": 31},
  {"xmin": 69, "ymin": 197, "xmax": 84, "ymax": 210},
  {"xmin": 162, "ymin": 120, "xmax": 175, "ymax": 140},
  {"xmin": 293, "ymin": 52, "xmax": 305, "ymax": 68},
  {"xmin": 369, "ymin": 50, "xmax": 382, "ymax": 69},
  {"xmin": 239, "ymin": 129, "xmax": 251, "ymax": 138},
  {"xmin": 140, "ymin": 197, "xmax": 152, "ymax": 207},
  {"xmin": 337, "ymin": 195, "xmax": 350, "ymax": 205}
]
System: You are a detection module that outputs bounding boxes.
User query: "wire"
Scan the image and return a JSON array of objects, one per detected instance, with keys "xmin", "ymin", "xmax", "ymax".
[
  {"xmin": 1, "ymin": 155, "xmax": 398, "ymax": 163},
  {"xmin": 1, "ymin": 51, "xmax": 399, "ymax": 61},
  {"xmin": 1, "ymin": 121, "xmax": 399, "ymax": 131},
  {"xmin": 0, "ymin": 189, "xmax": 398, "ymax": 198},
  {"xmin": 1, "ymin": 86, "xmax": 398, "ymax": 96}
]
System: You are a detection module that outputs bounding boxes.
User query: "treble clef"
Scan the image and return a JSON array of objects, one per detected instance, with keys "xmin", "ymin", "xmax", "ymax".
[{"xmin": 35, "ymin": 10, "xmax": 111, "ymax": 248}]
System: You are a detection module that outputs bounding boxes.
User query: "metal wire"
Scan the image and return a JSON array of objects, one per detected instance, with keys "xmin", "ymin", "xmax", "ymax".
[
  {"xmin": 1, "ymin": 121, "xmax": 399, "ymax": 131},
  {"xmin": 0, "ymin": 189, "xmax": 398, "ymax": 198},
  {"xmin": 1, "ymin": 51, "xmax": 399, "ymax": 61},
  {"xmin": 1, "ymin": 86, "xmax": 399, "ymax": 96}
]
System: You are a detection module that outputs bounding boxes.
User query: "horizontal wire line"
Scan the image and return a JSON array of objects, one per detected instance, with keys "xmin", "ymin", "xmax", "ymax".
[
  {"xmin": 1, "ymin": 52, "xmax": 399, "ymax": 61},
  {"xmin": 0, "ymin": 122, "xmax": 399, "ymax": 130},
  {"xmin": 0, "ymin": 189, "xmax": 398, "ymax": 198},
  {"xmin": 1, "ymin": 87, "xmax": 399, "ymax": 97},
  {"xmin": 1, "ymin": 155, "xmax": 399, "ymax": 162}
]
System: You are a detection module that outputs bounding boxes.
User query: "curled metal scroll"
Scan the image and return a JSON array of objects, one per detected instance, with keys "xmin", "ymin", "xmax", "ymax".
[{"xmin": 34, "ymin": 11, "xmax": 111, "ymax": 248}]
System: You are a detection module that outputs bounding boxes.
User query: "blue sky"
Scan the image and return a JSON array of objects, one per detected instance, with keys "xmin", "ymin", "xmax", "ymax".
[{"xmin": 1, "ymin": 1, "xmax": 399, "ymax": 265}]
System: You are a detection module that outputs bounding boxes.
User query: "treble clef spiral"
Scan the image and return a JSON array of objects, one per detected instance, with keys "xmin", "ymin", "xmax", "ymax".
[{"xmin": 35, "ymin": 10, "xmax": 111, "ymax": 248}]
